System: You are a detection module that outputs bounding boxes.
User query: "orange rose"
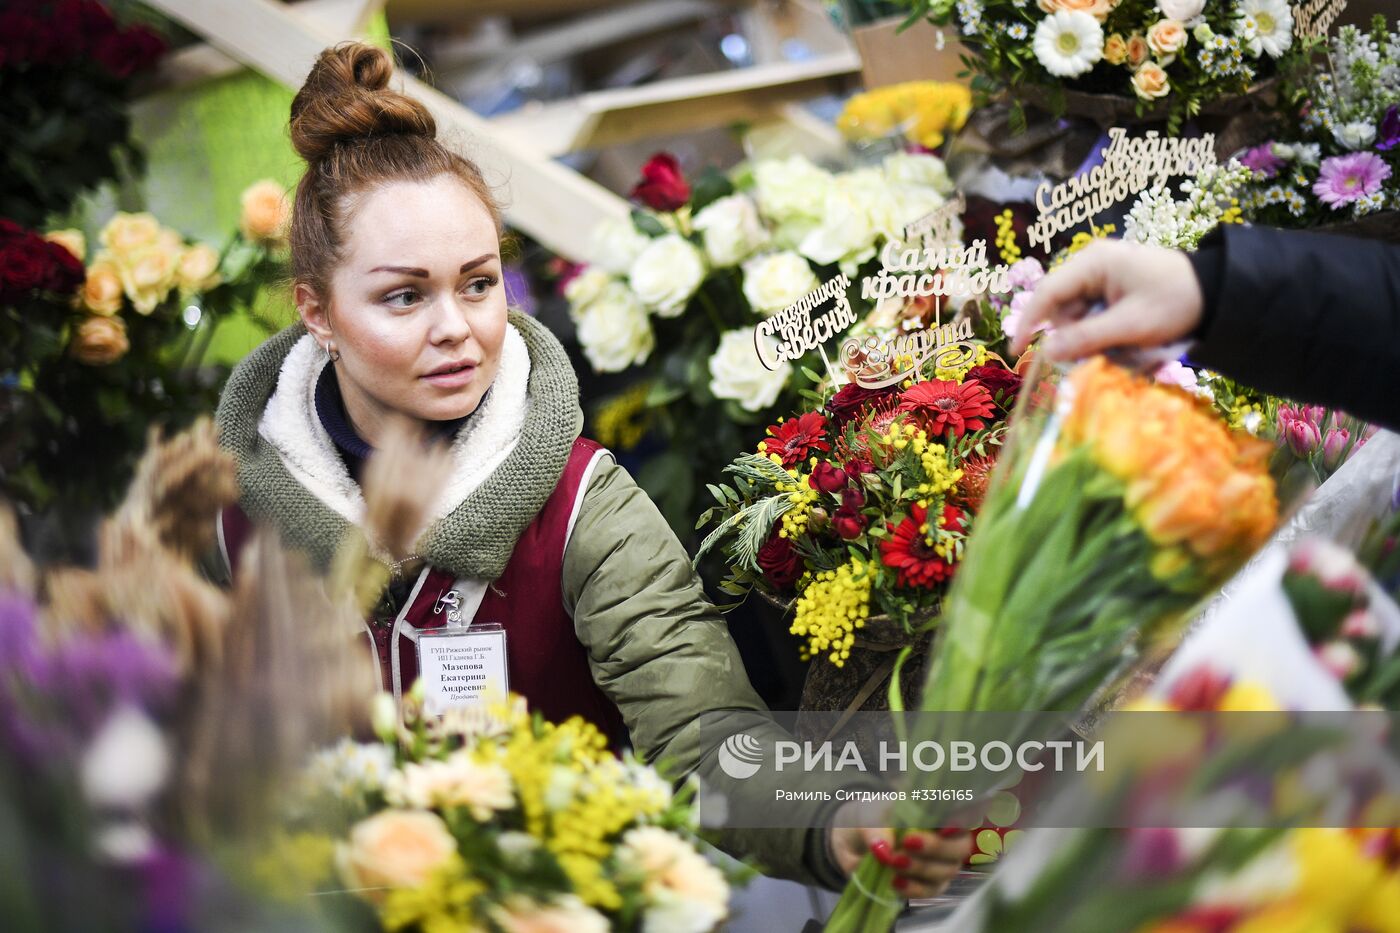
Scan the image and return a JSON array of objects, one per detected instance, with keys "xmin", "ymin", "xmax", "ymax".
[
  {"xmin": 337, "ymin": 810, "xmax": 456, "ymax": 902},
  {"xmin": 1037, "ymin": 0, "xmax": 1116, "ymax": 22},
  {"xmin": 70, "ymin": 315, "xmax": 129, "ymax": 366},
  {"xmin": 45, "ymin": 229, "xmax": 86, "ymax": 262},
  {"xmin": 80, "ymin": 260, "xmax": 124, "ymax": 316},
  {"xmin": 239, "ymin": 179, "xmax": 291, "ymax": 244},
  {"xmin": 176, "ymin": 244, "xmax": 221, "ymax": 294},
  {"xmin": 1126, "ymin": 33, "xmax": 1150, "ymax": 67},
  {"xmin": 1103, "ymin": 33, "xmax": 1129, "ymax": 65},
  {"xmin": 1147, "ymin": 19, "xmax": 1188, "ymax": 57},
  {"xmin": 1131, "ymin": 62, "xmax": 1171, "ymax": 100}
]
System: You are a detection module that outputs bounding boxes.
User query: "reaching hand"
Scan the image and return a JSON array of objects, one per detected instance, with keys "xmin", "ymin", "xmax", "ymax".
[
  {"xmin": 828, "ymin": 820, "xmax": 972, "ymax": 900},
  {"xmin": 1010, "ymin": 240, "xmax": 1205, "ymax": 361}
]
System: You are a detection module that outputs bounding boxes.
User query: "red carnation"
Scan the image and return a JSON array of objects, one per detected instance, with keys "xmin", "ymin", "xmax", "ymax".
[
  {"xmin": 897, "ymin": 379, "xmax": 996, "ymax": 439},
  {"xmin": 630, "ymin": 152, "xmax": 690, "ymax": 212},
  {"xmin": 965, "ymin": 364, "xmax": 1022, "ymax": 409},
  {"xmin": 880, "ymin": 502, "xmax": 965, "ymax": 589},
  {"xmin": 827, "ymin": 381, "xmax": 896, "ymax": 429},
  {"xmin": 810, "ymin": 461, "xmax": 847, "ymax": 494},
  {"xmin": 760, "ymin": 411, "xmax": 830, "ymax": 468},
  {"xmin": 757, "ymin": 531, "xmax": 803, "ymax": 590}
]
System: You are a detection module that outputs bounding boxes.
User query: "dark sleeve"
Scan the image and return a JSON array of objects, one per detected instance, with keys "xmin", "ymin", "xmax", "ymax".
[{"xmin": 1186, "ymin": 224, "xmax": 1400, "ymax": 431}]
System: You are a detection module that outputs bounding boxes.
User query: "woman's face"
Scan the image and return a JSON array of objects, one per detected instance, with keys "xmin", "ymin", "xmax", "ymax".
[{"xmin": 298, "ymin": 175, "xmax": 506, "ymax": 443}]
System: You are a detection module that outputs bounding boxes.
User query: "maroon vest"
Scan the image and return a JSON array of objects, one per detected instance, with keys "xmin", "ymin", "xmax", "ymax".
[{"xmin": 219, "ymin": 437, "xmax": 627, "ymax": 744}]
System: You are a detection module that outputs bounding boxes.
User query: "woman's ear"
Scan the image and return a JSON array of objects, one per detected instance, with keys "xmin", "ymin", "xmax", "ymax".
[{"xmin": 296, "ymin": 282, "xmax": 333, "ymax": 343}]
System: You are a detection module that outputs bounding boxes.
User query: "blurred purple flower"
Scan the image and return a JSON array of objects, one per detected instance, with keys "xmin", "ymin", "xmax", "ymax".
[
  {"xmin": 1377, "ymin": 106, "xmax": 1400, "ymax": 152},
  {"xmin": 1239, "ymin": 143, "xmax": 1285, "ymax": 178}
]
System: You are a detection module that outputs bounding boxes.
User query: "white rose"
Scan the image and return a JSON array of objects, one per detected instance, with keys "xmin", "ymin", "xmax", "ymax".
[
  {"xmin": 564, "ymin": 267, "xmax": 611, "ymax": 313},
  {"xmin": 384, "ymin": 753, "xmax": 515, "ymax": 820},
  {"xmin": 692, "ymin": 194, "xmax": 769, "ymax": 267},
  {"xmin": 629, "ymin": 234, "xmax": 706, "ymax": 317},
  {"xmin": 590, "ymin": 217, "xmax": 653, "ymax": 275},
  {"xmin": 798, "ymin": 172, "xmax": 880, "ymax": 268},
  {"xmin": 752, "ymin": 155, "xmax": 836, "ymax": 225},
  {"xmin": 575, "ymin": 282, "xmax": 655, "ymax": 372},
  {"xmin": 708, "ymin": 328, "xmax": 790, "ymax": 412},
  {"xmin": 1334, "ymin": 121, "xmax": 1377, "ymax": 151},
  {"xmin": 742, "ymin": 251, "xmax": 819, "ymax": 314},
  {"xmin": 882, "ymin": 152, "xmax": 954, "ymax": 196},
  {"xmin": 1157, "ymin": 0, "xmax": 1204, "ymax": 19}
]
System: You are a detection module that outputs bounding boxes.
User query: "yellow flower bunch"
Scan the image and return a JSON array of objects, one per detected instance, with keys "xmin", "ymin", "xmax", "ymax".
[
  {"xmin": 879, "ymin": 423, "xmax": 963, "ymax": 501},
  {"xmin": 994, "ymin": 208, "xmax": 1021, "ymax": 264},
  {"xmin": 592, "ymin": 383, "xmax": 652, "ymax": 451},
  {"xmin": 89, "ymin": 212, "xmax": 222, "ymax": 317},
  {"xmin": 1055, "ymin": 223, "xmax": 1118, "ymax": 266},
  {"xmin": 790, "ymin": 558, "xmax": 872, "ymax": 666},
  {"xmin": 836, "ymin": 81, "xmax": 973, "ymax": 149},
  {"xmin": 1062, "ymin": 358, "xmax": 1277, "ymax": 576},
  {"xmin": 381, "ymin": 854, "xmax": 488, "ymax": 933},
  {"xmin": 775, "ymin": 468, "xmax": 819, "ymax": 540}
]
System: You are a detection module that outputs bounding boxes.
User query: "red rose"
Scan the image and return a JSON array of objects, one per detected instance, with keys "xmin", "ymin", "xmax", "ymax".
[
  {"xmin": 832, "ymin": 488, "xmax": 867, "ymax": 540},
  {"xmin": 757, "ymin": 532, "xmax": 803, "ymax": 590},
  {"xmin": 94, "ymin": 24, "xmax": 165, "ymax": 79},
  {"xmin": 1166, "ymin": 666, "xmax": 1233, "ymax": 711},
  {"xmin": 43, "ymin": 240, "xmax": 85, "ymax": 294},
  {"xmin": 810, "ymin": 461, "xmax": 847, "ymax": 494},
  {"xmin": 0, "ymin": 238, "xmax": 49, "ymax": 293},
  {"xmin": 0, "ymin": 11, "xmax": 42, "ymax": 67},
  {"xmin": 0, "ymin": 219, "xmax": 23, "ymax": 240},
  {"xmin": 827, "ymin": 382, "xmax": 896, "ymax": 428},
  {"xmin": 966, "ymin": 365, "xmax": 1022, "ymax": 409},
  {"xmin": 630, "ymin": 152, "xmax": 690, "ymax": 212}
]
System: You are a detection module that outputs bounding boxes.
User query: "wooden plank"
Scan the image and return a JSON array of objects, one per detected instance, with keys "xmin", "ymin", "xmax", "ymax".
[
  {"xmin": 489, "ymin": 51, "xmax": 859, "ymax": 155},
  {"xmin": 141, "ymin": 0, "xmax": 629, "ymax": 260}
]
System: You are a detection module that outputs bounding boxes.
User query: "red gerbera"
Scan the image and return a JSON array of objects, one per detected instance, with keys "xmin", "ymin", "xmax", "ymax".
[
  {"xmin": 760, "ymin": 411, "xmax": 830, "ymax": 468},
  {"xmin": 897, "ymin": 379, "xmax": 996, "ymax": 439},
  {"xmin": 879, "ymin": 502, "xmax": 966, "ymax": 589}
]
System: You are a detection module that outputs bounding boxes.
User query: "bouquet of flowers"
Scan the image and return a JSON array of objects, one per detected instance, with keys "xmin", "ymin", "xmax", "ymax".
[
  {"xmin": 824, "ymin": 355, "xmax": 1281, "ymax": 931},
  {"xmin": 0, "ymin": 182, "xmax": 288, "ymax": 530},
  {"xmin": 565, "ymin": 149, "xmax": 957, "ymax": 533},
  {"xmin": 695, "ymin": 350, "xmax": 1021, "ymax": 670},
  {"xmin": 836, "ymin": 81, "xmax": 975, "ymax": 150},
  {"xmin": 0, "ymin": 0, "xmax": 166, "ymax": 228},
  {"xmin": 273, "ymin": 689, "xmax": 737, "ymax": 933},
  {"xmin": 899, "ymin": 0, "xmax": 1301, "ymax": 130}
]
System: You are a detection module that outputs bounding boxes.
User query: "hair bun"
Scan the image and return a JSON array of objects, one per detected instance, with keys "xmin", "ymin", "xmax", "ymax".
[{"xmin": 290, "ymin": 42, "xmax": 436, "ymax": 165}]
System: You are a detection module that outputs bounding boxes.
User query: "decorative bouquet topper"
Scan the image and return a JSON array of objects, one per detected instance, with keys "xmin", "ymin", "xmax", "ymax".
[
  {"xmin": 753, "ymin": 272, "xmax": 857, "ymax": 373},
  {"xmin": 1029, "ymin": 129, "xmax": 1218, "ymax": 249},
  {"xmin": 752, "ymin": 195, "xmax": 1003, "ymax": 389},
  {"xmin": 1293, "ymin": 0, "xmax": 1348, "ymax": 40}
]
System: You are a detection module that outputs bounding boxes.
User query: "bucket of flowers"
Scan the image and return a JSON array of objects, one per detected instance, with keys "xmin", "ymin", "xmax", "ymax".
[
  {"xmin": 694, "ymin": 320, "xmax": 1023, "ymax": 723},
  {"xmin": 893, "ymin": 0, "xmax": 1304, "ymax": 135}
]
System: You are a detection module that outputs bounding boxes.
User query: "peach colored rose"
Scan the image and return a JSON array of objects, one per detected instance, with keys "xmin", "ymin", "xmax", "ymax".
[
  {"xmin": 1147, "ymin": 19, "xmax": 1188, "ymax": 57},
  {"xmin": 70, "ymin": 315, "xmax": 129, "ymax": 365},
  {"xmin": 337, "ymin": 810, "xmax": 456, "ymax": 901},
  {"xmin": 493, "ymin": 896, "xmax": 609, "ymax": 933},
  {"xmin": 1038, "ymin": 0, "xmax": 1116, "ymax": 22},
  {"xmin": 176, "ymin": 244, "xmax": 221, "ymax": 293},
  {"xmin": 240, "ymin": 179, "xmax": 290, "ymax": 243},
  {"xmin": 117, "ymin": 246, "xmax": 178, "ymax": 315},
  {"xmin": 80, "ymin": 260, "xmax": 124, "ymax": 316},
  {"xmin": 1103, "ymin": 33, "xmax": 1129, "ymax": 65},
  {"xmin": 1131, "ymin": 62, "xmax": 1171, "ymax": 99},
  {"xmin": 1126, "ymin": 33, "xmax": 1150, "ymax": 67},
  {"xmin": 45, "ymin": 229, "xmax": 86, "ymax": 262},
  {"xmin": 99, "ymin": 212, "xmax": 162, "ymax": 258}
]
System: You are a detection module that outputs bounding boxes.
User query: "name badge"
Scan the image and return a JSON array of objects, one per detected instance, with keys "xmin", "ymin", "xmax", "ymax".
[{"xmin": 416, "ymin": 589, "xmax": 509, "ymax": 714}]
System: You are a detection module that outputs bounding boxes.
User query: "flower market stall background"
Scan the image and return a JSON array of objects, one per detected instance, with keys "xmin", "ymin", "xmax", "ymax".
[{"xmin": 5, "ymin": 0, "xmax": 1400, "ymax": 932}]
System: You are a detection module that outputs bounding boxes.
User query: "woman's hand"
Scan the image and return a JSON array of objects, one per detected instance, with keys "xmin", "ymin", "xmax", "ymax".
[
  {"xmin": 828, "ymin": 822, "xmax": 971, "ymax": 899},
  {"xmin": 1011, "ymin": 239, "xmax": 1205, "ymax": 361}
]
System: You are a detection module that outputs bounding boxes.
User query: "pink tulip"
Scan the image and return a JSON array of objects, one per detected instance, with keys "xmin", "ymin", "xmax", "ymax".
[
  {"xmin": 1283, "ymin": 417, "xmax": 1322, "ymax": 458},
  {"xmin": 1322, "ymin": 427, "xmax": 1351, "ymax": 471}
]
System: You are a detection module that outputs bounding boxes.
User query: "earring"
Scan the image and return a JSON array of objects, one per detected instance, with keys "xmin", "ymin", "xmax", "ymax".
[{"xmin": 325, "ymin": 342, "xmax": 340, "ymax": 363}]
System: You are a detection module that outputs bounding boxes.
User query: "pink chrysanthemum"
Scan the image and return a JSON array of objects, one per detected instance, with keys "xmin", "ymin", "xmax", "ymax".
[{"xmin": 1312, "ymin": 152, "xmax": 1392, "ymax": 209}]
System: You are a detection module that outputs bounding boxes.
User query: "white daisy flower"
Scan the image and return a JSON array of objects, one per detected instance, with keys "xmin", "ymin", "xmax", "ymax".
[
  {"xmin": 1234, "ymin": 0, "xmax": 1292, "ymax": 58},
  {"xmin": 1033, "ymin": 10, "xmax": 1105, "ymax": 77}
]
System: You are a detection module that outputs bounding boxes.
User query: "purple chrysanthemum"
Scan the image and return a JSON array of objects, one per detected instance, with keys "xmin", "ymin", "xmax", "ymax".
[
  {"xmin": 1313, "ymin": 152, "xmax": 1392, "ymax": 208},
  {"xmin": 1239, "ymin": 143, "xmax": 1285, "ymax": 178}
]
